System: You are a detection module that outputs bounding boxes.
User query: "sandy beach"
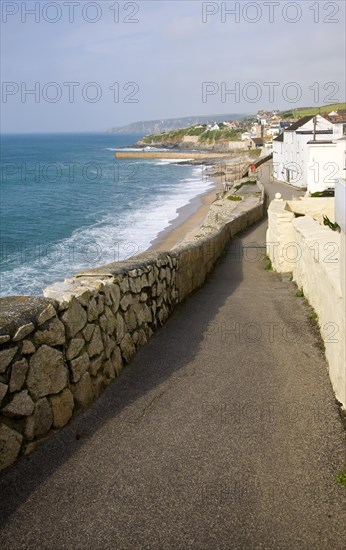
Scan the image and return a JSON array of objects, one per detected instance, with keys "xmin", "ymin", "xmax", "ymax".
[
  {"xmin": 148, "ymin": 152, "xmax": 255, "ymax": 252},
  {"xmin": 148, "ymin": 176, "xmax": 223, "ymax": 251}
]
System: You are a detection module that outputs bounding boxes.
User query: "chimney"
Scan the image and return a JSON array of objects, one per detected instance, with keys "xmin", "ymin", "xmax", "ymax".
[{"xmin": 256, "ymin": 124, "xmax": 263, "ymax": 138}]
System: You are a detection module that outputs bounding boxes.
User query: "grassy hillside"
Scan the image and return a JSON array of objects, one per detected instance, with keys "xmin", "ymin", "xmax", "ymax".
[
  {"xmin": 142, "ymin": 123, "xmax": 242, "ymax": 145},
  {"xmin": 281, "ymin": 102, "xmax": 346, "ymax": 119}
]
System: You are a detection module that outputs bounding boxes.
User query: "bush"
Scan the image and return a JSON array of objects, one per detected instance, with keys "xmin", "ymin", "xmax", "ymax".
[
  {"xmin": 323, "ymin": 215, "xmax": 341, "ymax": 232},
  {"xmin": 227, "ymin": 195, "xmax": 242, "ymax": 201},
  {"xmin": 311, "ymin": 190, "xmax": 334, "ymax": 197},
  {"xmin": 335, "ymin": 472, "xmax": 346, "ymax": 488}
]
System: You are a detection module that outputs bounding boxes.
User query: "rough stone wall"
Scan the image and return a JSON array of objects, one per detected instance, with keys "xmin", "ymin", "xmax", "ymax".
[
  {"xmin": 0, "ymin": 201, "xmax": 264, "ymax": 472},
  {"xmin": 228, "ymin": 141, "xmax": 247, "ymax": 150}
]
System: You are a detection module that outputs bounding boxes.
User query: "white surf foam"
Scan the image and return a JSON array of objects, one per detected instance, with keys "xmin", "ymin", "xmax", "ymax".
[{"xmin": 0, "ymin": 166, "xmax": 213, "ymax": 296}]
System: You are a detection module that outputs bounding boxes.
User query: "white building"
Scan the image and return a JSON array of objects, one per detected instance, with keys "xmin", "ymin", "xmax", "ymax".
[
  {"xmin": 272, "ymin": 115, "xmax": 346, "ymax": 192},
  {"xmin": 266, "ymin": 126, "xmax": 280, "ymax": 137}
]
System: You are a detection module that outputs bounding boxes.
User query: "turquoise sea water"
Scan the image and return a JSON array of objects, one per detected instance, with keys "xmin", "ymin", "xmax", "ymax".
[{"xmin": 0, "ymin": 133, "xmax": 212, "ymax": 296}]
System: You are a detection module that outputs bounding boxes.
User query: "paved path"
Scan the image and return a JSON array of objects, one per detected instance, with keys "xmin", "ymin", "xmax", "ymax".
[
  {"xmin": 257, "ymin": 160, "xmax": 305, "ymax": 202},
  {"xmin": 0, "ymin": 186, "xmax": 345, "ymax": 549}
]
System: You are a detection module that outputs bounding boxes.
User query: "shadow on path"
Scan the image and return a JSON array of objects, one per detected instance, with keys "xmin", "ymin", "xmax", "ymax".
[{"xmin": 0, "ymin": 218, "xmax": 345, "ymax": 550}]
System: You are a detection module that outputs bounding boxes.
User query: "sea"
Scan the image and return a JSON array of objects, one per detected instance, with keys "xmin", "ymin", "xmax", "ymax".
[{"xmin": 0, "ymin": 133, "xmax": 213, "ymax": 297}]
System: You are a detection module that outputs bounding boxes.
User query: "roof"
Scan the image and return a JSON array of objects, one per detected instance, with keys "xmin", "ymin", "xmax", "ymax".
[
  {"xmin": 251, "ymin": 138, "xmax": 264, "ymax": 145},
  {"xmin": 273, "ymin": 133, "xmax": 284, "ymax": 142},
  {"xmin": 284, "ymin": 115, "xmax": 314, "ymax": 131},
  {"xmin": 307, "ymin": 140, "xmax": 333, "ymax": 144},
  {"xmin": 296, "ymin": 129, "xmax": 333, "ymax": 135}
]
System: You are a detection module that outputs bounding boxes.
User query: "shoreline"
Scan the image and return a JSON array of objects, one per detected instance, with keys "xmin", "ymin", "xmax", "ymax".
[
  {"xmin": 148, "ymin": 175, "xmax": 223, "ymax": 251},
  {"xmin": 147, "ymin": 149, "xmax": 256, "ymax": 252}
]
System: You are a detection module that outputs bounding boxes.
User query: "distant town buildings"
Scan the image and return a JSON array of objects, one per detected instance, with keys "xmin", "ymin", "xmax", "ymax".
[
  {"xmin": 189, "ymin": 108, "xmax": 346, "ymax": 192},
  {"xmin": 245, "ymin": 137, "xmax": 264, "ymax": 150}
]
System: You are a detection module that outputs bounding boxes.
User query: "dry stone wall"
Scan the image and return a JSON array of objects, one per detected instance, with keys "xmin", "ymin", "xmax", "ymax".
[{"xmin": 0, "ymin": 200, "xmax": 264, "ymax": 472}]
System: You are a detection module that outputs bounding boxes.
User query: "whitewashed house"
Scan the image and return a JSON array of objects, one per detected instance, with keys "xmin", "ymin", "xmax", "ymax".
[
  {"xmin": 306, "ymin": 135, "xmax": 346, "ymax": 193},
  {"xmin": 207, "ymin": 123, "xmax": 220, "ymax": 131},
  {"xmin": 272, "ymin": 115, "xmax": 346, "ymax": 192},
  {"xmin": 266, "ymin": 127, "xmax": 280, "ymax": 137}
]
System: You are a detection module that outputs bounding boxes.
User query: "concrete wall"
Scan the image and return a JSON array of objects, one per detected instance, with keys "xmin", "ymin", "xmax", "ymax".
[
  {"xmin": 0, "ymin": 199, "xmax": 264, "ymax": 472},
  {"xmin": 307, "ymin": 140, "xmax": 346, "ymax": 193},
  {"xmin": 228, "ymin": 141, "xmax": 247, "ymax": 150},
  {"xmin": 115, "ymin": 152, "xmax": 233, "ymax": 160},
  {"xmin": 266, "ymin": 197, "xmax": 346, "ymax": 409}
]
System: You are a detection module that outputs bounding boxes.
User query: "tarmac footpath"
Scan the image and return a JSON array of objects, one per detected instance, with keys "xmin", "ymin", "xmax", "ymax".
[{"xmin": 0, "ymin": 215, "xmax": 345, "ymax": 550}]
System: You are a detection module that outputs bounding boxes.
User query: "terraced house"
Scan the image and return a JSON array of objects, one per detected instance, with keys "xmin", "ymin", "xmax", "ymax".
[{"xmin": 272, "ymin": 114, "xmax": 346, "ymax": 192}]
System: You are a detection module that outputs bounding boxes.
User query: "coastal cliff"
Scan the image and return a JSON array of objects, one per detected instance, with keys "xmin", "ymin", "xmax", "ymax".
[{"xmin": 135, "ymin": 124, "xmax": 247, "ymax": 152}]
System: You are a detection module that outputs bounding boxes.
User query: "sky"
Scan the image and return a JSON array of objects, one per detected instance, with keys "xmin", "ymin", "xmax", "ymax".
[{"xmin": 1, "ymin": 0, "xmax": 345, "ymax": 133}]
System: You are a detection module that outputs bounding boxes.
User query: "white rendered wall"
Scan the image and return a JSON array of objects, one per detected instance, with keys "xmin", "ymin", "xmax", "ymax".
[
  {"xmin": 307, "ymin": 141, "xmax": 346, "ymax": 193},
  {"xmin": 266, "ymin": 197, "xmax": 346, "ymax": 408}
]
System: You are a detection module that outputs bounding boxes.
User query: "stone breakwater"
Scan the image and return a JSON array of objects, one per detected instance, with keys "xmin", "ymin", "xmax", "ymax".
[
  {"xmin": 115, "ymin": 151, "xmax": 234, "ymax": 160},
  {"xmin": 0, "ymin": 195, "xmax": 264, "ymax": 472}
]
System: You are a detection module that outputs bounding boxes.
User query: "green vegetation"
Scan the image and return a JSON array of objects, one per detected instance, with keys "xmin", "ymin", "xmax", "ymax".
[
  {"xmin": 311, "ymin": 190, "xmax": 335, "ymax": 197},
  {"xmin": 141, "ymin": 124, "xmax": 242, "ymax": 145},
  {"xmin": 307, "ymin": 306, "xmax": 325, "ymax": 352},
  {"xmin": 335, "ymin": 472, "xmax": 346, "ymax": 488},
  {"xmin": 143, "ymin": 102, "xmax": 346, "ymax": 145},
  {"xmin": 199, "ymin": 129, "xmax": 241, "ymax": 142},
  {"xmin": 263, "ymin": 254, "xmax": 272, "ymax": 271},
  {"xmin": 310, "ymin": 311, "xmax": 318, "ymax": 323},
  {"xmin": 296, "ymin": 288, "xmax": 304, "ymax": 298},
  {"xmin": 142, "ymin": 128, "xmax": 188, "ymax": 143},
  {"xmin": 323, "ymin": 215, "xmax": 341, "ymax": 232},
  {"xmin": 186, "ymin": 125, "xmax": 207, "ymax": 136},
  {"xmin": 227, "ymin": 195, "xmax": 242, "ymax": 201},
  {"xmin": 281, "ymin": 102, "xmax": 346, "ymax": 119}
]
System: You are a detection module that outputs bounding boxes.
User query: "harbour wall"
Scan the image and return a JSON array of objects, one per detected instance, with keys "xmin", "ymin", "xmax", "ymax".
[{"xmin": 115, "ymin": 151, "xmax": 236, "ymax": 159}]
